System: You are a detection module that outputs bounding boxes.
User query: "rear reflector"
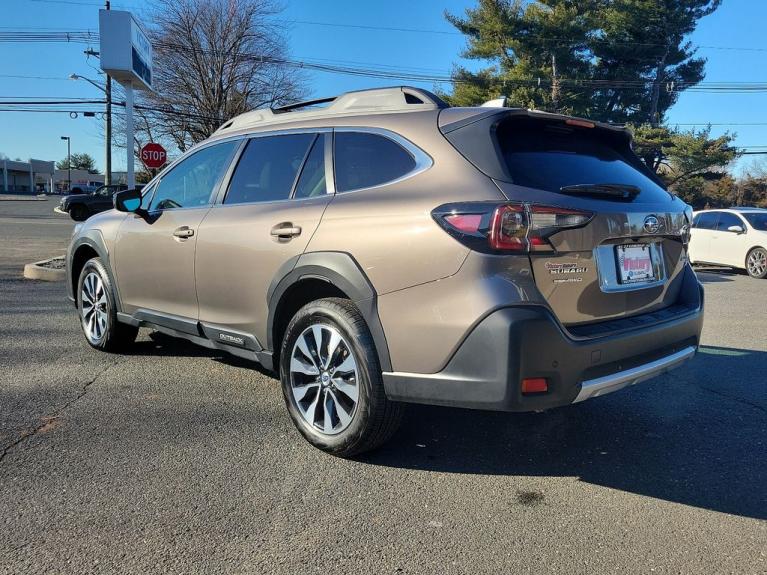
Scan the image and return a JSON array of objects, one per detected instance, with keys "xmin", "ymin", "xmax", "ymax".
[{"xmin": 522, "ymin": 378, "xmax": 548, "ymax": 394}]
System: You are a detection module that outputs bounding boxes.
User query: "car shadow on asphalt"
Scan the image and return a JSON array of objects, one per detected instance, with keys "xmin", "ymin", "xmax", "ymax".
[
  {"xmin": 694, "ymin": 267, "xmax": 740, "ymax": 283},
  {"xmin": 361, "ymin": 345, "xmax": 767, "ymax": 521},
  {"xmin": 124, "ymin": 331, "xmax": 274, "ymax": 377}
]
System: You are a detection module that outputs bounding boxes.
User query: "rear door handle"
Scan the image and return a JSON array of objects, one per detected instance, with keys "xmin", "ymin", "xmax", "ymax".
[
  {"xmin": 173, "ymin": 226, "xmax": 194, "ymax": 238},
  {"xmin": 270, "ymin": 223, "xmax": 302, "ymax": 239}
]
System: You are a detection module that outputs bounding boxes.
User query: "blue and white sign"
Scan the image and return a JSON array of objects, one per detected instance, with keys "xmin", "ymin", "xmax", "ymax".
[{"xmin": 99, "ymin": 10, "xmax": 153, "ymax": 91}]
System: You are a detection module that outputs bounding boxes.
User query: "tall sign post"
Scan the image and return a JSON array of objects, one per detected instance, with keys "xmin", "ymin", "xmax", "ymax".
[{"xmin": 98, "ymin": 10, "xmax": 153, "ymax": 189}]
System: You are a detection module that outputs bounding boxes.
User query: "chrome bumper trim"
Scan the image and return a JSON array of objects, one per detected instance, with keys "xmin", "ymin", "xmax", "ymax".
[{"xmin": 574, "ymin": 345, "xmax": 696, "ymax": 403}]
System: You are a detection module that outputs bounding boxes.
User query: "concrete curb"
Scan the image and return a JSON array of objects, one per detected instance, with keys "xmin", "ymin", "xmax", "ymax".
[
  {"xmin": 24, "ymin": 257, "xmax": 66, "ymax": 282},
  {"xmin": 0, "ymin": 195, "xmax": 48, "ymax": 201}
]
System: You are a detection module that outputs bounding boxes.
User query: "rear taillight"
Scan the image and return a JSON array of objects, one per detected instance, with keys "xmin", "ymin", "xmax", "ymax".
[{"xmin": 433, "ymin": 202, "xmax": 592, "ymax": 253}]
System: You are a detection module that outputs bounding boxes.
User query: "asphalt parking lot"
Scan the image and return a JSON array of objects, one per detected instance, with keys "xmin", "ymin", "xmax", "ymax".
[{"xmin": 1, "ymin": 197, "xmax": 765, "ymax": 574}]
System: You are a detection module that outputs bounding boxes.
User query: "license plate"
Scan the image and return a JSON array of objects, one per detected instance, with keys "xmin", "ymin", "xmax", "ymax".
[{"xmin": 615, "ymin": 244, "xmax": 655, "ymax": 284}]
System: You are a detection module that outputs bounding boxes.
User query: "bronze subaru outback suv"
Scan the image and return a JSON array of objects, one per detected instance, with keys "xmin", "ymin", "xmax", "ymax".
[{"xmin": 67, "ymin": 86, "xmax": 703, "ymax": 457}]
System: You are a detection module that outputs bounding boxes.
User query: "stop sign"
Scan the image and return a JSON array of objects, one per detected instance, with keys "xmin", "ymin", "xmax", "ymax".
[{"xmin": 140, "ymin": 143, "xmax": 167, "ymax": 169}]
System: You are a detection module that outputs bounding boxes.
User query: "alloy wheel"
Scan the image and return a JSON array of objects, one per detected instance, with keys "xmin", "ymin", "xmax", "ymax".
[
  {"xmin": 289, "ymin": 324, "xmax": 359, "ymax": 435},
  {"xmin": 747, "ymin": 249, "xmax": 766, "ymax": 278},
  {"xmin": 81, "ymin": 272, "xmax": 108, "ymax": 344}
]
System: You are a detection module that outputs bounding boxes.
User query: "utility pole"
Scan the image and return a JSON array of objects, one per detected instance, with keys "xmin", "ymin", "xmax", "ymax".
[
  {"xmin": 104, "ymin": 0, "xmax": 112, "ymax": 186},
  {"xmin": 60, "ymin": 136, "xmax": 71, "ymax": 191}
]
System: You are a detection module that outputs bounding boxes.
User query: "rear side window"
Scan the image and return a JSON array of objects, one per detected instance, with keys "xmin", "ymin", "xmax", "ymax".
[
  {"xmin": 716, "ymin": 212, "xmax": 743, "ymax": 231},
  {"xmin": 496, "ymin": 118, "xmax": 671, "ymax": 202},
  {"xmin": 225, "ymin": 133, "xmax": 315, "ymax": 204},
  {"xmin": 334, "ymin": 132, "xmax": 416, "ymax": 192},
  {"xmin": 694, "ymin": 212, "xmax": 719, "ymax": 230}
]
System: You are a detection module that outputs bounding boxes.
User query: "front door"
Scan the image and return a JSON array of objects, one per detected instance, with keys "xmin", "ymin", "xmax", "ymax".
[
  {"xmin": 709, "ymin": 211, "xmax": 748, "ymax": 267},
  {"xmin": 114, "ymin": 140, "xmax": 240, "ymax": 320},
  {"xmin": 195, "ymin": 132, "xmax": 332, "ymax": 348}
]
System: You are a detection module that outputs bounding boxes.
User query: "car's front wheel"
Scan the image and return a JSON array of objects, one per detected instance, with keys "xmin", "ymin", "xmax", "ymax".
[
  {"xmin": 280, "ymin": 298, "xmax": 403, "ymax": 457},
  {"xmin": 77, "ymin": 258, "xmax": 138, "ymax": 351},
  {"xmin": 746, "ymin": 247, "xmax": 767, "ymax": 279}
]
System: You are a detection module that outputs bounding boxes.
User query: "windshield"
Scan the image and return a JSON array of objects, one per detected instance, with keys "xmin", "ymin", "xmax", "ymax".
[
  {"xmin": 743, "ymin": 212, "xmax": 767, "ymax": 230},
  {"xmin": 496, "ymin": 117, "xmax": 671, "ymax": 202}
]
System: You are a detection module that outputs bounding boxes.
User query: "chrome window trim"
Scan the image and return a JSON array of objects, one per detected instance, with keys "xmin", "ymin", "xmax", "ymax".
[{"xmin": 332, "ymin": 127, "xmax": 433, "ymax": 194}]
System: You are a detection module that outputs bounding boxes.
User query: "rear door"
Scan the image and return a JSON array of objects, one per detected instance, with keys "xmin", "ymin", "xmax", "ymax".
[
  {"xmin": 195, "ymin": 131, "xmax": 332, "ymax": 348},
  {"xmin": 487, "ymin": 115, "xmax": 690, "ymax": 326}
]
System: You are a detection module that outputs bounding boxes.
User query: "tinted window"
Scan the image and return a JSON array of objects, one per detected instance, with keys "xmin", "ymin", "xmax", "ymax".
[
  {"xmin": 743, "ymin": 212, "xmax": 767, "ymax": 231},
  {"xmin": 694, "ymin": 212, "xmax": 719, "ymax": 230},
  {"xmin": 293, "ymin": 135, "xmax": 327, "ymax": 199},
  {"xmin": 149, "ymin": 141, "xmax": 237, "ymax": 210},
  {"xmin": 716, "ymin": 212, "xmax": 744, "ymax": 231},
  {"xmin": 496, "ymin": 118, "xmax": 671, "ymax": 202},
  {"xmin": 225, "ymin": 134, "xmax": 315, "ymax": 204},
  {"xmin": 334, "ymin": 132, "xmax": 416, "ymax": 192}
]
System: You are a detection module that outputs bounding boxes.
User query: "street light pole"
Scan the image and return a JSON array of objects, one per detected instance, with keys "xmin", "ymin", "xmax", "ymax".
[
  {"xmin": 69, "ymin": 73, "xmax": 111, "ymax": 186},
  {"xmin": 105, "ymin": 75, "xmax": 112, "ymax": 186},
  {"xmin": 60, "ymin": 136, "xmax": 71, "ymax": 192}
]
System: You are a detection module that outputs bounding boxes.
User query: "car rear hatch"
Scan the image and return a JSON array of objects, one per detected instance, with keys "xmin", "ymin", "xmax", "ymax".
[{"xmin": 438, "ymin": 109, "xmax": 693, "ymax": 328}]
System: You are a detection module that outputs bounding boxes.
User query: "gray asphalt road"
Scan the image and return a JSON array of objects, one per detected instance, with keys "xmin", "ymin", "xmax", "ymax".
[{"xmin": 1, "ymin": 199, "xmax": 765, "ymax": 574}]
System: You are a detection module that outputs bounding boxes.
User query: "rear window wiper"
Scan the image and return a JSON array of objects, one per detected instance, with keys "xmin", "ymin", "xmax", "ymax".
[{"xmin": 559, "ymin": 183, "xmax": 640, "ymax": 201}]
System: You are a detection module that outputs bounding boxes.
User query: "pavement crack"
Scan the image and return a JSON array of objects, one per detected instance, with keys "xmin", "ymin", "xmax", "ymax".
[
  {"xmin": 0, "ymin": 360, "xmax": 120, "ymax": 464},
  {"xmin": 693, "ymin": 383, "xmax": 767, "ymax": 416}
]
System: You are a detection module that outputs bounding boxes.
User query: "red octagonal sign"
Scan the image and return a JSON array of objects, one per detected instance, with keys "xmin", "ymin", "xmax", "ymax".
[{"xmin": 140, "ymin": 142, "xmax": 167, "ymax": 169}]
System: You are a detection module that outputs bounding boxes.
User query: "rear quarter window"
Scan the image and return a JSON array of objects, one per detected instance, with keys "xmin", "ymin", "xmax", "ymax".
[{"xmin": 334, "ymin": 132, "xmax": 416, "ymax": 192}]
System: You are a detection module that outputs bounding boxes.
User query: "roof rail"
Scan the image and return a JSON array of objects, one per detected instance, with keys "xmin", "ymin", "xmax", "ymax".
[{"xmin": 215, "ymin": 86, "xmax": 449, "ymax": 134}]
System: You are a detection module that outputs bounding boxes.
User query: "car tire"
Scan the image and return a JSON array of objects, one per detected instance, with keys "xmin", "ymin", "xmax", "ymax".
[
  {"xmin": 76, "ymin": 258, "xmax": 138, "ymax": 352},
  {"xmin": 746, "ymin": 247, "xmax": 767, "ymax": 279},
  {"xmin": 279, "ymin": 297, "xmax": 404, "ymax": 457},
  {"xmin": 70, "ymin": 204, "xmax": 89, "ymax": 221}
]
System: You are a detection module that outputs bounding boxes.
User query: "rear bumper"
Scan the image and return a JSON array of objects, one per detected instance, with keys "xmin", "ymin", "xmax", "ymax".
[{"xmin": 382, "ymin": 280, "xmax": 703, "ymax": 412}]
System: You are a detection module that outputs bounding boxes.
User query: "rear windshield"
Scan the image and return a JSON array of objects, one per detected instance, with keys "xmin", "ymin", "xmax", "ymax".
[
  {"xmin": 743, "ymin": 212, "xmax": 767, "ymax": 230},
  {"xmin": 496, "ymin": 118, "xmax": 671, "ymax": 202}
]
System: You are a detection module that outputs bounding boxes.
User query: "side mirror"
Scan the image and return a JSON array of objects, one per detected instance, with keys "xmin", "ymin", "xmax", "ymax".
[
  {"xmin": 727, "ymin": 225, "xmax": 745, "ymax": 234},
  {"xmin": 114, "ymin": 188, "xmax": 142, "ymax": 213}
]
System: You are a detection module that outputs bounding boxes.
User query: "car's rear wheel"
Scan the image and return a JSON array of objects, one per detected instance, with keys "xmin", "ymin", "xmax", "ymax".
[
  {"xmin": 77, "ymin": 258, "xmax": 138, "ymax": 351},
  {"xmin": 280, "ymin": 297, "xmax": 403, "ymax": 457},
  {"xmin": 746, "ymin": 247, "xmax": 767, "ymax": 279},
  {"xmin": 70, "ymin": 204, "xmax": 88, "ymax": 221}
]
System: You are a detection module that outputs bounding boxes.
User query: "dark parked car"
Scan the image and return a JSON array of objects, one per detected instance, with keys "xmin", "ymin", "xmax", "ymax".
[{"xmin": 56, "ymin": 184, "xmax": 138, "ymax": 221}]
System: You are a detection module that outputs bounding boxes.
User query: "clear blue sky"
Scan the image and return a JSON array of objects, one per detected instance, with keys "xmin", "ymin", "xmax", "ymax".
[{"xmin": 1, "ymin": 0, "xmax": 765, "ymax": 174}]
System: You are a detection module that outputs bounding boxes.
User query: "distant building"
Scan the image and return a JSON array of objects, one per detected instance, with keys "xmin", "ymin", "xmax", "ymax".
[
  {"xmin": 1, "ymin": 159, "xmax": 55, "ymax": 194},
  {"xmin": 1, "ymin": 158, "xmax": 132, "ymax": 194}
]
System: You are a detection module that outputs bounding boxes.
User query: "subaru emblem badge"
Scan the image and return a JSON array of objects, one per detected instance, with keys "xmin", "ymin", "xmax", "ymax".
[{"xmin": 643, "ymin": 215, "xmax": 661, "ymax": 234}]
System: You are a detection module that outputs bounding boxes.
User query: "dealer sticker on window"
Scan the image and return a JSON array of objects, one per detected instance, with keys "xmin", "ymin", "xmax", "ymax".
[{"xmin": 616, "ymin": 244, "xmax": 655, "ymax": 284}]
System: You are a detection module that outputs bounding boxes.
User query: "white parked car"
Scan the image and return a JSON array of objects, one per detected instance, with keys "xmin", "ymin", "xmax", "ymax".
[{"xmin": 689, "ymin": 208, "xmax": 767, "ymax": 278}]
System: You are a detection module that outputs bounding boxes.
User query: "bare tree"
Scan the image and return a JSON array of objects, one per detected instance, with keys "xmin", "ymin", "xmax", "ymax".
[{"xmin": 139, "ymin": 0, "xmax": 305, "ymax": 152}]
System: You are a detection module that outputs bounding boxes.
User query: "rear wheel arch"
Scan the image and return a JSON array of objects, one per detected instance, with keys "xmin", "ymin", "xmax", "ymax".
[{"xmin": 267, "ymin": 252, "xmax": 392, "ymax": 373}]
